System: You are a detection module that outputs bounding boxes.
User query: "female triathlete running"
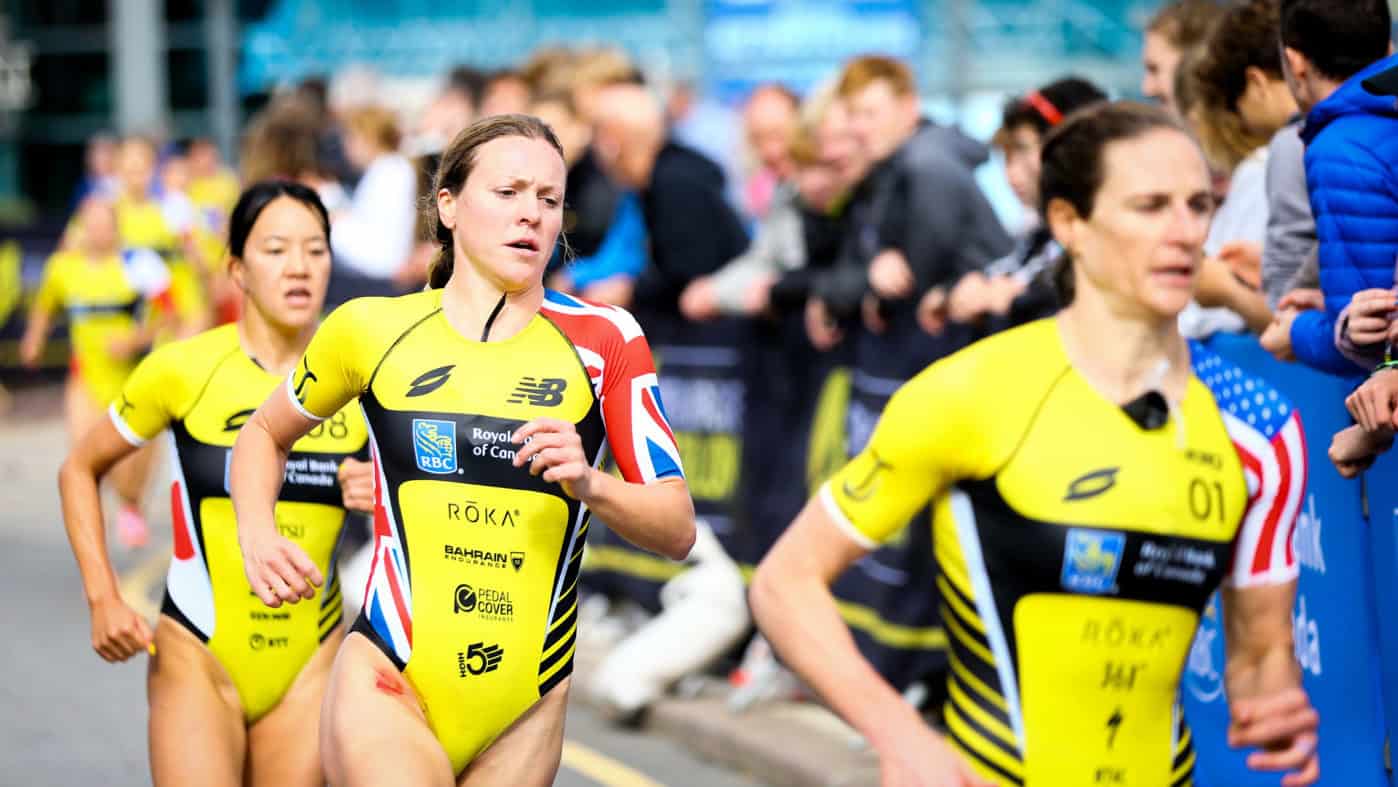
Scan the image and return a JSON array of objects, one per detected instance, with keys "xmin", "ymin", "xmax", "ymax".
[
  {"xmin": 229, "ymin": 114, "xmax": 696, "ymax": 787},
  {"xmin": 57, "ymin": 180, "xmax": 374, "ymax": 786},
  {"xmin": 22, "ymin": 196, "xmax": 174, "ymax": 547},
  {"xmin": 752, "ymin": 102, "xmax": 1318, "ymax": 787}
]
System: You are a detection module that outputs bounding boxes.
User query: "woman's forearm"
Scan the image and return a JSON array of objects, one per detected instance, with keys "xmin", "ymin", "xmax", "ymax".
[
  {"xmin": 57, "ymin": 455, "xmax": 122, "ymax": 605},
  {"xmin": 1223, "ymin": 582, "xmax": 1303, "ymax": 702},
  {"xmin": 581, "ymin": 474, "xmax": 695, "ymax": 560},
  {"xmin": 751, "ymin": 555, "xmax": 925, "ymax": 749},
  {"xmin": 230, "ymin": 414, "xmax": 291, "ymax": 537}
]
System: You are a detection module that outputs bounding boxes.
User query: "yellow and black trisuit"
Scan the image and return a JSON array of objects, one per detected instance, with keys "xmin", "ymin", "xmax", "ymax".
[
  {"xmin": 110, "ymin": 323, "xmax": 368, "ymax": 721},
  {"xmin": 823, "ymin": 320, "xmax": 1306, "ymax": 787},
  {"xmin": 287, "ymin": 289, "xmax": 685, "ymax": 773}
]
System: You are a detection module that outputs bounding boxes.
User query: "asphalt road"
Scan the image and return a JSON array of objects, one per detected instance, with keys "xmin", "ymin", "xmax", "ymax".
[{"xmin": 0, "ymin": 388, "xmax": 756, "ymax": 787}]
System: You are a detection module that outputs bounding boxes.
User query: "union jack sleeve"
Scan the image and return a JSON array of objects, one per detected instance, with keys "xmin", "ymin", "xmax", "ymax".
[{"xmin": 540, "ymin": 290, "xmax": 685, "ymax": 484}]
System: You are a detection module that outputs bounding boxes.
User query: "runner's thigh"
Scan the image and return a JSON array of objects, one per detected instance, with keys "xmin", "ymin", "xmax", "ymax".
[
  {"xmin": 147, "ymin": 616, "xmax": 245, "ymax": 787},
  {"xmin": 321, "ymin": 632, "xmax": 453, "ymax": 787},
  {"xmin": 246, "ymin": 626, "xmax": 344, "ymax": 787},
  {"xmin": 457, "ymin": 677, "xmax": 570, "ymax": 787}
]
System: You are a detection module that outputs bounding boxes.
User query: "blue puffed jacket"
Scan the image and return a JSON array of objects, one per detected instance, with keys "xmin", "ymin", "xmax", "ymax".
[{"xmin": 1290, "ymin": 53, "xmax": 1398, "ymax": 376}]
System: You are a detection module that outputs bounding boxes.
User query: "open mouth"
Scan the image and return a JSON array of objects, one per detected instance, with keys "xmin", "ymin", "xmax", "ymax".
[
  {"xmin": 506, "ymin": 239, "xmax": 539, "ymax": 252},
  {"xmin": 1151, "ymin": 264, "xmax": 1195, "ymax": 286},
  {"xmin": 285, "ymin": 286, "xmax": 313, "ymax": 305}
]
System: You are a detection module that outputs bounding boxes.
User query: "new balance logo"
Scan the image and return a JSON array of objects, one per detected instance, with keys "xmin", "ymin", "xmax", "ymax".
[
  {"xmin": 507, "ymin": 377, "xmax": 567, "ymax": 407},
  {"xmin": 406, "ymin": 365, "xmax": 455, "ymax": 398},
  {"xmin": 458, "ymin": 642, "xmax": 504, "ymax": 677}
]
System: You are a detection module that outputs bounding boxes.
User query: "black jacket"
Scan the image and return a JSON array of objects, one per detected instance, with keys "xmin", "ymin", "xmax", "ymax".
[
  {"xmin": 633, "ymin": 142, "xmax": 750, "ymax": 316},
  {"xmin": 815, "ymin": 120, "xmax": 1011, "ymax": 319}
]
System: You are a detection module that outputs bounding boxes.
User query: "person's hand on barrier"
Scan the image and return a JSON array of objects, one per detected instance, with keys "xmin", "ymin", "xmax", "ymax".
[
  {"xmin": 987, "ymin": 274, "xmax": 1028, "ymax": 316},
  {"xmin": 862, "ymin": 293, "xmax": 889, "ymax": 335},
  {"xmin": 1196, "ymin": 255, "xmax": 1242, "ymax": 309},
  {"xmin": 1219, "ymin": 240, "xmax": 1263, "ymax": 290},
  {"xmin": 580, "ymin": 274, "xmax": 635, "ymax": 308},
  {"xmin": 1261, "ymin": 295, "xmax": 1317, "ymax": 363},
  {"xmin": 805, "ymin": 297, "xmax": 843, "ymax": 351},
  {"xmin": 337, "ymin": 458, "xmax": 376, "ymax": 513},
  {"xmin": 679, "ymin": 276, "xmax": 720, "ymax": 322},
  {"xmin": 1346, "ymin": 369, "xmax": 1398, "ymax": 433},
  {"xmin": 741, "ymin": 272, "xmax": 777, "ymax": 316},
  {"xmin": 869, "ymin": 249, "xmax": 915, "ymax": 299},
  {"xmin": 875, "ymin": 725, "xmax": 995, "ymax": 787},
  {"xmin": 916, "ymin": 287, "xmax": 949, "ymax": 336},
  {"xmin": 1328, "ymin": 424, "xmax": 1393, "ymax": 478},
  {"xmin": 1278, "ymin": 288, "xmax": 1325, "ymax": 313},
  {"xmin": 1343, "ymin": 288, "xmax": 1397, "ymax": 347},
  {"xmin": 89, "ymin": 594, "xmax": 154, "ymax": 663},
  {"xmin": 1229, "ymin": 687, "xmax": 1320, "ymax": 786},
  {"xmin": 946, "ymin": 271, "xmax": 991, "ymax": 323}
]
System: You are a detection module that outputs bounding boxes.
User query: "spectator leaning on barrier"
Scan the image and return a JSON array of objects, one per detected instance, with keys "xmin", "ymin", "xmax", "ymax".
[
  {"xmin": 945, "ymin": 76, "xmax": 1107, "ymax": 334},
  {"xmin": 1269, "ymin": 0, "xmax": 1398, "ymax": 376},
  {"xmin": 591, "ymin": 82, "xmax": 750, "ymax": 314},
  {"xmin": 679, "ymin": 83, "xmax": 859, "ymax": 322},
  {"xmin": 1326, "ymin": 62, "xmax": 1398, "ymax": 477},
  {"xmin": 813, "ymin": 55, "xmax": 1010, "ymax": 359},
  {"xmin": 1189, "ymin": 0, "xmax": 1314, "ymax": 311},
  {"xmin": 1175, "ymin": 40, "xmax": 1274, "ymax": 336}
]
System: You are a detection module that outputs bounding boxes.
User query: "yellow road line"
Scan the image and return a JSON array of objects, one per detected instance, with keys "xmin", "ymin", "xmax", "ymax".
[
  {"xmin": 117, "ymin": 548, "xmax": 169, "ymax": 621},
  {"xmin": 561, "ymin": 740, "xmax": 666, "ymax": 787}
]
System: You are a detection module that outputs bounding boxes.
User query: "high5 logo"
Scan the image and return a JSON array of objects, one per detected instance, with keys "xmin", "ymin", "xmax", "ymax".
[{"xmin": 457, "ymin": 642, "xmax": 504, "ymax": 677}]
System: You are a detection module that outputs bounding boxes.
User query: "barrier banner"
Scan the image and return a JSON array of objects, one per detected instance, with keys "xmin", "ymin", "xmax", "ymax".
[
  {"xmin": 581, "ymin": 319, "xmax": 752, "ymax": 612},
  {"xmin": 1181, "ymin": 334, "xmax": 1388, "ymax": 787},
  {"xmin": 1359, "ymin": 423, "xmax": 1398, "ymax": 760}
]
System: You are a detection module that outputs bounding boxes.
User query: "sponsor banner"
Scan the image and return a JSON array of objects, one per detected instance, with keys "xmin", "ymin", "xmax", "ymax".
[
  {"xmin": 1181, "ymin": 334, "xmax": 1387, "ymax": 787},
  {"xmin": 703, "ymin": 0, "xmax": 922, "ymax": 104}
]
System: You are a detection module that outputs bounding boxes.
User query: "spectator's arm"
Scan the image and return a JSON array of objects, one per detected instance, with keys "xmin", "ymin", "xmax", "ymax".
[
  {"xmin": 1290, "ymin": 308, "xmax": 1368, "ymax": 376},
  {"xmin": 1334, "ymin": 301, "xmax": 1390, "ymax": 370},
  {"xmin": 1261, "ymin": 126, "xmax": 1315, "ymax": 309},
  {"xmin": 564, "ymin": 193, "xmax": 647, "ymax": 291},
  {"xmin": 709, "ymin": 193, "xmax": 802, "ymax": 314},
  {"xmin": 881, "ymin": 156, "xmax": 1010, "ymax": 290},
  {"xmin": 647, "ymin": 174, "xmax": 745, "ymax": 284}
]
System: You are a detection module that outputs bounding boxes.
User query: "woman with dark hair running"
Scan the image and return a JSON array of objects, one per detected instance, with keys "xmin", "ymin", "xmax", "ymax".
[
  {"xmin": 229, "ymin": 114, "xmax": 696, "ymax": 787},
  {"xmin": 753, "ymin": 102, "xmax": 1318, "ymax": 787},
  {"xmin": 58, "ymin": 180, "xmax": 374, "ymax": 786}
]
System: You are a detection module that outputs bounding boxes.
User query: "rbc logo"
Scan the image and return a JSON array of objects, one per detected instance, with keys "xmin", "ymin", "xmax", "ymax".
[
  {"xmin": 1185, "ymin": 595, "xmax": 1224, "ymax": 703},
  {"xmin": 413, "ymin": 418, "xmax": 458, "ymax": 474},
  {"xmin": 1061, "ymin": 529, "xmax": 1126, "ymax": 595}
]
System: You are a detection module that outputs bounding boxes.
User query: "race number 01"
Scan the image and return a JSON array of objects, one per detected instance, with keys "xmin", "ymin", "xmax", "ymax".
[{"xmin": 1189, "ymin": 478, "xmax": 1225, "ymax": 524}]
